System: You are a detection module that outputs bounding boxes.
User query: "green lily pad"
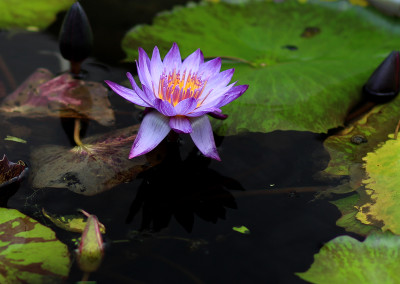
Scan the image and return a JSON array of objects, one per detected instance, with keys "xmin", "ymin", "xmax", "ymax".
[
  {"xmin": 330, "ymin": 193, "xmax": 378, "ymax": 236},
  {"xmin": 322, "ymin": 95, "xmax": 400, "ymax": 177},
  {"xmin": 356, "ymin": 133, "xmax": 400, "ymax": 235},
  {"xmin": 0, "ymin": 0, "xmax": 74, "ymax": 30},
  {"xmin": 0, "ymin": 208, "xmax": 70, "ymax": 283},
  {"xmin": 297, "ymin": 232, "xmax": 400, "ymax": 283},
  {"xmin": 122, "ymin": 0, "xmax": 400, "ymax": 135}
]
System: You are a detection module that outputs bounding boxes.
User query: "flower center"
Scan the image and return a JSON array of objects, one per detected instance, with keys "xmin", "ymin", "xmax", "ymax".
[{"xmin": 158, "ymin": 69, "xmax": 207, "ymax": 106}]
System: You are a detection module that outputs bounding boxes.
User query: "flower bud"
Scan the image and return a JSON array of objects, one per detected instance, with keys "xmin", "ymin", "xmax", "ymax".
[
  {"xmin": 59, "ymin": 2, "xmax": 93, "ymax": 64},
  {"xmin": 76, "ymin": 213, "xmax": 104, "ymax": 273},
  {"xmin": 363, "ymin": 51, "xmax": 400, "ymax": 102}
]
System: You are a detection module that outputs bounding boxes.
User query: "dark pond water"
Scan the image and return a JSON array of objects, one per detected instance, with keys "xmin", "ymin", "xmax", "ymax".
[{"xmin": 0, "ymin": 1, "xmax": 364, "ymax": 283}]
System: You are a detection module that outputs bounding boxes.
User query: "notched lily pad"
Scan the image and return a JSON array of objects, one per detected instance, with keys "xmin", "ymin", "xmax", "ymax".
[
  {"xmin": 0, "ymin": 154, "xmax": 28, "ymax": 188},
  {"xmin": 31, "ymin": 124, "xmax": 165, "ymax": 196},
  {"xmin": 297, "ymin": 232, "xmax": 400, "ymax": 284},
  {"xmin": 123, "ymin": 0, "xmax": 400, "ymax": 135},
  {"xmin": 0, "ymin": 68, "xmax": 115, "ymax": 126},
  {"xmin": 42, "ymin": 208, "xmax": 106, "ymax": 234},
  {"xmin": 0, "ymin": 208, "xmax": 70, "ymax": 283}
]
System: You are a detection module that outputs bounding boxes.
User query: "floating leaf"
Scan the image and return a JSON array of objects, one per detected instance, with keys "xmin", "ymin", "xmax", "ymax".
[
  {"xmin": 0, "ymin": 154, "xmax": 28, "ymax": 188},
  {"xmin": 356, "ymin": 134, "xmax": 400, "ymax": 234},
  {"xmin": 42, "ymin": 208, "xmax": 106, "ymax": 234},
  {"xmin": 232, "ymin": 226, "xmax": 250, "ymax": 234},
  {"xmin": 0, "ymin": 208, "xmax": 70, "ymax": 283},
  {"xmin": 322, "ymin": 95, "xmax": 400, "ymax": 176},
  {"xmin": 330, "ymin": 193, "xmax": 378, "ymax": 236},
  {"xmin": 0, "ymin": 0, "xmax": 74, "ymax": 30},
  {"xmin": 297, "ymin": 232, "xmax": 400, "ymax": 283},
  {"xmin": 31, "ymin": 124, "xmax": 165, "ymax": 196},
  {"xmin": 122, "ymin": 0, "xmax": 400, "ymax": 135},
  {"xmin": 0, "ymin": 68, "xmax": 115, "ymax": 127}
]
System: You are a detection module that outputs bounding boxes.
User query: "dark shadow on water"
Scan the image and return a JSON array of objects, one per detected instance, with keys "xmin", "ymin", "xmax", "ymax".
[{"xmin": 126, "ymin": 138, "xmax": 244, "ymax": 233}]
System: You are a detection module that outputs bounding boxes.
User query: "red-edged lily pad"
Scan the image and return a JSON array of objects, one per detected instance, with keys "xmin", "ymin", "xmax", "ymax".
[
  {"xmin": 31, "ymin": 124, "xmax": 165, "ymax": 196},
  {"xmin": 0, "ymin": 208, "xmax": 70, "ymax": 283},
  {"xmin": 0, "ymin": 154, "xmax": 28, "ymax": 188},
  {"xmin": 0, "ymin": 68, "xmax": 115, "ymax": 126}
]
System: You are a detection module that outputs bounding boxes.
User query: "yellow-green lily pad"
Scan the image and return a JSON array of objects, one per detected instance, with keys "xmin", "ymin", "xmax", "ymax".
[
  {"xmin": 297, "ymin": 232, "xmax": 400, "ymax": 283},
  {"xmin": 356, "ymin": 133, "xmax": 400, "ymax": 234},
  {"xmin": 0, "ymin": 208, "xmax": 70, "ymax": 283}
]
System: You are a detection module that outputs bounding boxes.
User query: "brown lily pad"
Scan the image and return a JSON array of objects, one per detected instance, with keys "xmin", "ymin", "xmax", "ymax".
[
  {"xmin": 31, "ymin": 124, "xmax": 165, "ymax": 196},
  {"xmin": 0, "ymin": 68, "xmax": 115, "ymax": 126},
  {"xmin": 0, "ymin": 154, "xmax": 28, "ymax": 188}
]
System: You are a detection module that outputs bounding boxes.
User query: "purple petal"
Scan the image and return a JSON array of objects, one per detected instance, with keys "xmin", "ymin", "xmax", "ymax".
[
  {"xmin": 208, "ymin": 111, "xmax": 228, "ymax": 120},
  {"xmin": 137, "ymin": 48, "xmax": 153, "ymax": 90},
  {"xmin": 154, "ymin": 99, "xmax": 177, "ymax": 116},
  {"xmin": 129, "ymin": 111, "xmax": 170, "ymax": 158},
  {"xmin": 196, "ymin": 82, "xmax": 236, "ymax": 110},
  {"xmin": 174, "ymin": 97, "xmax": 198, "ymax": 115},
  {"xmin": 163, "ymin": 43, "xmax": 182, "ymax": 72},
  {"xmin": 181, "ymin": 49, "xmax": 203, "ymax": 74},
  {"xmin": 186, "ymin": 107, "xmax": 221, "ymax": 117},
  {"xmin": 189, "ymin": 115, "xmax": 221, "ymax": 161},
  {"xmin": 127, "ymin": 72, "xmax": 154, "ymax": 106},
  {"xmin": 104, "ymin": 80, "xmax": 150, "ymax": 107},
  {"xmin": 198, "ymin": 57, "xmax": 221, "ymax": 80},
  {"xmin": 201, "ymin": 68, "xmax": 235, "ymax": 97},
  {"xmin": 215, "ymin": 85, "xmax": 249, "ymax": 108},
  {"xmin": 169, "ymin": 116, "xmax": 192, "ymax": 134},
  {"xmin": 150, "ymin": 46, "xmax": 164, "ymax": 90}
]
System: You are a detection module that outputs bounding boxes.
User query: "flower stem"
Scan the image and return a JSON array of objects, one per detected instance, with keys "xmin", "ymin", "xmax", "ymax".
[
  {"xmin": 394, "ymin": 119, "xmax": 400, "ymax": 140},
  {"xmin": 70, "ymin": 61, "xmax": 82, "ymax": 77},
  {"xmin": 74, "ymin": 118, "xmax": 84, "ymax": 146},
  {"xmin": 81, "ymin": 272, "xmax": 90, "ymax": 282}
]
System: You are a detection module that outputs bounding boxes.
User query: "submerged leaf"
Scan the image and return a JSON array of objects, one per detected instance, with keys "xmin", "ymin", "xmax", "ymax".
[
  {"xmin": 123, "ymin": 0, "xmax": 400, "ymax": 135},
  {"xmin": 0, "ymin": 0, "xmax": 74, "ymax": 29},
  {"xmin": 0, "ymin": 208, "xmax": 70, "ymax": 283},
  {"xmin": 297, "ymin": 232, "xmax": 400, "ymax": 283},
  {"xmin": 0, "ymin": 68, "xmax": 115, "ymax": 127},
  {"xmin": 42, "ymin": 208, "xmax": 106, "ymax": 234},
  {"xmin": 31, "ymin": 124, "xmax": 165, "ymax": 196},
  {"xmin": 356, "ymin": 134, "xmax": 400, "ymax": 234}
]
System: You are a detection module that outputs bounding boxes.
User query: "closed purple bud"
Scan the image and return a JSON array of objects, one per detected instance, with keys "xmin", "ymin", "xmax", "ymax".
[
  {"xmin": 363, "ymin": 51, "xmax": 400, "ymax": 102},
  {"xmin": 59, "ymin": 2, "xmax": 93, "ymax": 63}
]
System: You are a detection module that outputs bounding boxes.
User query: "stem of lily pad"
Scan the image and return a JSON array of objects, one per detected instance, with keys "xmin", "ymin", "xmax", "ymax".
[
  {"xmin": 81, "ymin": 272, "xmax": 90, "ymax": 282},
  {"xmin": 74, "ymin": 119, "xmax": 84, "ymax": 146},
  {"xmin": 0, "ymin": 55, "xmax": 17, "ymax": 90},
  {"xmin": 394, "ymin": 119, "xmax": 400, "ymax": 140}
]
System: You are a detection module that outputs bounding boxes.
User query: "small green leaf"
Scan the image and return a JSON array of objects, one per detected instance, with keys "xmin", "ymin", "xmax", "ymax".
[
  {"xmin": 4, "ymin": 135, "xmax": 27, "ymax": 144},
  {"xmin": 297, "ymin": 232, "xmax": 400, "ymax": 283},
  {"xmin": 232, "ymin": 226, "xmax": 250, "ymax": 234}
]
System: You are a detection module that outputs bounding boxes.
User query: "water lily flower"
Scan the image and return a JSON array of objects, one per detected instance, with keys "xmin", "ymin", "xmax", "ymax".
[{"xmin": 105, "ymin": 43, "xmax": 248, "ymax": 161}]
